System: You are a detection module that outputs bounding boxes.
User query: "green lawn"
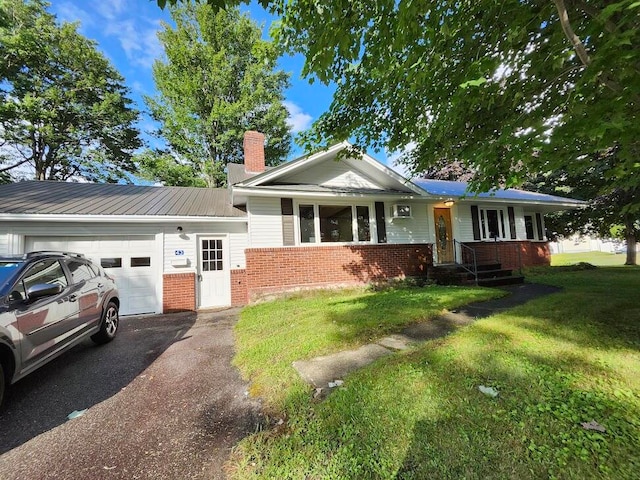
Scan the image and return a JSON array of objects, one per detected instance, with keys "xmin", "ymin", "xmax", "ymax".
[
  {"xmin": 231, "ymin": 269, "xmax": 640, "ymax": 479},
  {"xmin": 551, "ymin": 251, "xmax": 627, "ymax": 266}
]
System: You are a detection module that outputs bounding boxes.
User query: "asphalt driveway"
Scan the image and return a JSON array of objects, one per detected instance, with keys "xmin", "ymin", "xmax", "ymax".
[{"xmin": 0, "ymin": 308, "xmax": 262, "ymax": 479}]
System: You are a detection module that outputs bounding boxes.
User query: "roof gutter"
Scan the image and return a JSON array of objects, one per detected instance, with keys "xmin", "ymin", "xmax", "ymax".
[{"xmin": 0, "ymin": 214, "xmax": 247, "ymax": 223}]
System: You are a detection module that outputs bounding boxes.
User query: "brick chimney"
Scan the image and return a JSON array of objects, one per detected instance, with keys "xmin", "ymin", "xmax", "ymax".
[{"xmin": 243, "ymin": 131, "xmax": 266, "ymax": 173}]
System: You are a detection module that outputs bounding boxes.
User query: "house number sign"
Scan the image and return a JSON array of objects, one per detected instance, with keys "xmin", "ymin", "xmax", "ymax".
[{"xmin": 174, "ymin": 250, "xmax": 185, "ymax": 256}]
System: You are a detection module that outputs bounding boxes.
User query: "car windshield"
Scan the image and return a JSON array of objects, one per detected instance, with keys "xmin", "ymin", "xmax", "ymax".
[{"xmin": 0, "ymin": 262, "xmax": 23, "ymax": 295}]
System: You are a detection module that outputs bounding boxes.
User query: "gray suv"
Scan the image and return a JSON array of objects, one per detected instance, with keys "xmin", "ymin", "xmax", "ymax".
[{"xmin": 0, "ymin": 252, "xmax": 119, "ymax": 406}]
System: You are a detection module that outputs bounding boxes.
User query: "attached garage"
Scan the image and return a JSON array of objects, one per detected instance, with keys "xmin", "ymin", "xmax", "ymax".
[
  {"xmin": 0, "ymin": 181, "xmax": 248, "ymax": 314},
  {"xmin": 25, "ymin": 235, "xmax": 160, "ymax": 315}
]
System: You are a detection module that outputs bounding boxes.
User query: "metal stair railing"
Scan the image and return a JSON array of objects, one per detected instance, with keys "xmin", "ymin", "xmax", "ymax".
[{"xmin": 454, "ymin": 239, "xmax": 478, "ymax": 286}]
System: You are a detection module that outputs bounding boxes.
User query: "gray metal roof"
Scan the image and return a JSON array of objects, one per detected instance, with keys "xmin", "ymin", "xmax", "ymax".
[
  {"xmin": 0, "ymin": 181, "xmax": 247, "ymax": 217},
  {"xmin": 227, "ymin": 163, "xmax": 274, "ymax": 185},
  {"xmin": 413, "ymin": 179, "xmax": 586, "ymax": 205}
]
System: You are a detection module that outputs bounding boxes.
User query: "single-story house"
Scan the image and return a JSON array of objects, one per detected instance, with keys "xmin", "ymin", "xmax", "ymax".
[{"xmin": 0, "ymin": 131, "xmax": 584, "ymax": 315}]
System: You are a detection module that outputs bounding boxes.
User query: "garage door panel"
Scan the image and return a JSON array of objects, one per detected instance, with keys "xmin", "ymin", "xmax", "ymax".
[{"xmin": 26, "ymin": 236, "xmax": 159, "ymax": 316}]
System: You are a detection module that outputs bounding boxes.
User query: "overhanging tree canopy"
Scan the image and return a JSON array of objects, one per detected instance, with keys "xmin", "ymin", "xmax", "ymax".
[{"xmin": 160, "ymin": 0, "xmax": 639, "ymax": 262}]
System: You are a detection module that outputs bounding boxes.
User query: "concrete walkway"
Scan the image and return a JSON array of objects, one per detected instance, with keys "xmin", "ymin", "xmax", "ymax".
[{"xmin": 293, "ymin": 283, "xmax": 561, "ymax": 393}]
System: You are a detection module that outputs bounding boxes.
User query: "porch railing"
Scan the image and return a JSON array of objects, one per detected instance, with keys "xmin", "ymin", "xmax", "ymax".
[{"xmin": 454, "ymin": 239, "xmax": 478, "ymax": 285}]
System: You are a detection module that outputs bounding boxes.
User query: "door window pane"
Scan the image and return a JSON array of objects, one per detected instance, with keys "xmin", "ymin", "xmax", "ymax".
[
  {"xmin": 356, "ymin": 206, "xmax": 370, "ymax": 242},
  {"xmin": 17, "ymin": 259, "xmax": 67, "ymax": 298},
  {"xmin": 201, "ymin": 239, "xmax": 223, "ymax": 271},
  {"xmin": 319, "ymin": 205, "xmax": 353, "ymax": 242}
]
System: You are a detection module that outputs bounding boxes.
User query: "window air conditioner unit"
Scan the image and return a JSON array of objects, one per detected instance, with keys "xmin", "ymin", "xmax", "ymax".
[{"xmin": 392, "ymin": 204, "xmax": 412, "ymax": 218}]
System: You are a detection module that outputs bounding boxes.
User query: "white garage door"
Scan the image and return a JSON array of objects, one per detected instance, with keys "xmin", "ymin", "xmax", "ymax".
[{"xmin": 25, "ymin": 236, "xmax": 159, "ymax": 316}]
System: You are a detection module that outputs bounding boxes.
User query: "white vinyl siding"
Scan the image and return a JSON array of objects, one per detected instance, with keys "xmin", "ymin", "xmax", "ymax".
[
  {"xmin": 513, "ymin": 206, "xmax": 527, "ymax": 239},
  {"xmin": 247, "ymin": 197, "xmax": 283, "ymax": 247},
  {"xmin": 163, "ymin": 222, "xmax": 248, "ymax": 271},
  {"xmin": 386, "ymin": 202, "xmax": 430, "ymax": 244},
  {"xmin": 0, "ymin": 233, "xmax": 8, "ymax": 254},
  {"xmin": 284, "ymin": 160, "xmax": 381, "ymax": 189},
  {"xmin": 453, "ymin": 205, "xmax": 475, "ymax": 242},
  {"xmin": 229, "ymin": 232, "xmax": 248, "ymax": 269}
]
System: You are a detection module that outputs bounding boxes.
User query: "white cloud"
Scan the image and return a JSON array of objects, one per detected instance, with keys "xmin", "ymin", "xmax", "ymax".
[
  {"xmin": 95, "ymin": 0, "xmax": 127, "ymax": 20},
  {"xmin": 54, "ymin": 2, "xmax": 95, "ymax": 29},
  {"xmin": 283, "ymin": 101, "xmax": 313, "ymax": 134},
  {"xmin": 104, "ymin": 19, "xmax": 163, "ymax": 69}
]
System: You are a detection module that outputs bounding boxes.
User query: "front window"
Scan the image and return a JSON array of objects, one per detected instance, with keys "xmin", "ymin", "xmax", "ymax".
[
  {"xmin": 479, "ymin": 208, "xmax": 507, "ymax": 240},
  {"xmin": 299, "ymin": 205, "xmax": 316, "ymax": 243},
  {"xmin": 319, "ymin": 205, "xmax": 353, "ymax": 242},
  {"xmin": 298, "ymin": 203, "xmax": 372, "ymax": 244},
  {"xmin": 524, "ymin": 215, "xmax": 535, "ymax": 240}
]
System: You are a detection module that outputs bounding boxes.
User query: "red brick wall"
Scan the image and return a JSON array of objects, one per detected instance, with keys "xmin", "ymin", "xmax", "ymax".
[
  {"xmin": 163, "ymin": 273, "xmax": 196, "ymax": 313},
  {"xmin": 231, "ymin": 269, "xmax": 248, "ymax": 306},
  {"xmin": 245, "ymin": 244, "xmax": 432, "ymax": 301},
  {"xmin": 462, "ymin": 241, "xmax": 550, "ymax": 269}
]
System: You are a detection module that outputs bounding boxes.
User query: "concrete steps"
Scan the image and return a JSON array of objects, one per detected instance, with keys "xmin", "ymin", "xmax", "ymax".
[{"xmin": 430, "ymin": 262, "xmax": 524, "ymax": 287}]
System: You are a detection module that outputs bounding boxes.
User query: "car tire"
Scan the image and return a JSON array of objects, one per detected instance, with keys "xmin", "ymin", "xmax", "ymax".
[
  {"xmin": 91, "ymin": 301, "xmax": 119, "ymax": 345},
  {"xmin": 0, "ymin": 362, "xmax": 5, "ymax": 408}
]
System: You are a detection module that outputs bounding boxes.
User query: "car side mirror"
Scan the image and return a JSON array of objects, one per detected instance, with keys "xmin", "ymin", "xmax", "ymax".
[{"xmin": 26, "ymin": 283, "xmax": 63, "ymax": 301}]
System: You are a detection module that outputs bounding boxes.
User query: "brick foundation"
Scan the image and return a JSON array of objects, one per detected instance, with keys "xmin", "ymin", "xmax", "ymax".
[
  {"xmin": 461, "ymin": 241, "xmax": 550, "ymax": 269},
  {"xmin": 163, "ymin": 272, "xmax": 196, "ymax": 313},
  {"xmin": 245, "ymin": 244, "xmax": 432, "ymax": 301},
  {"xmin": 231, "ymin": 269, "xmax": 248, "ymax": 306}
]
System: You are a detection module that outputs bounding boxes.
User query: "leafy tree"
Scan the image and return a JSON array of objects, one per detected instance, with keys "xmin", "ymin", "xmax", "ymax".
[
  {"xmin": 527, "ymin": 152, "xmax": 638, "ymax": 266},
  {"xmin": 159, "ymin": 1, "xmax": 640, "ymax": 260},
  {"xmin": 159, "ymin": 0, "xmax": 639, "ymax": 261},
  {"xmin": 144, "ymin": 3, "xmax": 291, "ymax": 187},
  {"xmin": 0, "ymin": 0, "xmax": 141, "ymax": 182}
]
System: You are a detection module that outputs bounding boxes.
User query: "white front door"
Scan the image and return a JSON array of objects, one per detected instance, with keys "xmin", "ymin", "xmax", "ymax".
[{"xmin": 198, "ymin": 236, "xmax": 231, "ymax": 308}]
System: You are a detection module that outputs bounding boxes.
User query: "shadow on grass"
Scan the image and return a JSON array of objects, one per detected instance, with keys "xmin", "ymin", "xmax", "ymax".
[
  {"xmin": 233, "ymin": 269, "xmax": 640, "ymax": 478},
  {"xmin": 321, "ymin": 286, "xmax": 501, "ymax": 345}
]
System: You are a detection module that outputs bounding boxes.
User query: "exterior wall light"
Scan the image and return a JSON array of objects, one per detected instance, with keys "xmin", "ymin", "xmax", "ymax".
[{"xmin": 444, "ymin": 199, "xmax": 455, "ymax": 207}]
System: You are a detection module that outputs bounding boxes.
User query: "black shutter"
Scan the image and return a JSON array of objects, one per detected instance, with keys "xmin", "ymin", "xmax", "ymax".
[
  {"xmin": 508, "ymin": 207, "xmax": 517, "ymax": 239},
  {"xmin": 535, "ymin": 212, "xmax": 544, "ymax": 240},
  {"xmin": 471, "ymin": 205, "xmax": 481, "ymax": 240},
  {"xmin": 375, "ymin": 202, "xmax": 387, "ymax": 243},
  {"xmin": 281, "ymin": 198, "xmax": 295, "ymax": 246}
]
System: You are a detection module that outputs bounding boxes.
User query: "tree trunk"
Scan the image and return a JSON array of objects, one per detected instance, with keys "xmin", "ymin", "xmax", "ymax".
[{"xmin": 624, "ymin": 217, "xmax": 637, "ymax": 266}]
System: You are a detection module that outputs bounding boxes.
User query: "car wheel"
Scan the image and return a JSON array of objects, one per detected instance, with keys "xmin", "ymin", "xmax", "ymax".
[{"xmin": 91, "ymin": 301, "xmax": 119, "ymax": 345}]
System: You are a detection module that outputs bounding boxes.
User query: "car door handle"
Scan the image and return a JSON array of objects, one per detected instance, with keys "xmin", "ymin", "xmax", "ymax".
[{"xmin": 68, "ymin": 294, "xmax": 77, "ymax": 302}]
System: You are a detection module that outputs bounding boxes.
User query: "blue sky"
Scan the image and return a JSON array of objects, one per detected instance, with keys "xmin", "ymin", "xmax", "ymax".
[{"xmin": 48, "ymin": 0, "xmax": 401, "ymax": 168}]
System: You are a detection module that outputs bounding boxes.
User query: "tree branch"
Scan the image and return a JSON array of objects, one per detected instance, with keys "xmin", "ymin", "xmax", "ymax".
[
  {"xmin": 0, "ymin": 157, "xmax": 31, "ymax": 173},
  {"xmin": 553, "ymin": 0, "xmax": 591, "ymax": 67}
]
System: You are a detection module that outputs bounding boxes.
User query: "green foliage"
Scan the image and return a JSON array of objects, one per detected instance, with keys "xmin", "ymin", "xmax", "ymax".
[
  {"xmin": 526, "ymin": 150, "xmax": 639, "ymax": 264},
  {"xmin": 0, "ymin": 0, "xmax": 141, "ymax": 182},
  {"xmin": 144, "ymin": 4, "xmax": 291, "ymax": 187},
  {"xmin": 231, "ymin": 268, "xmax": 640, "ymax": 478}
]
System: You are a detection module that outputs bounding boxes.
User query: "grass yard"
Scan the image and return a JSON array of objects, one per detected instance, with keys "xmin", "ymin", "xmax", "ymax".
[
  {"xmin": 551, "ymin": 251, "xmax": 627, "ymax": 266},
  {"xmin": 231, "ymin": 268, "xmax": 640, "ymax": 479}
]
